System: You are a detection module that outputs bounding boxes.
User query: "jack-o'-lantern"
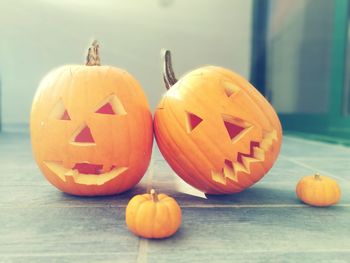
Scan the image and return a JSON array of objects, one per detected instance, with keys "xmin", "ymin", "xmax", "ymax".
[
  {"xmin": 154, "ymin": 50, "xmax": 282, "ymax": 194},
  {"xmin": 30, "ymin": 41, "xmax": 153, "ymax": 196}
]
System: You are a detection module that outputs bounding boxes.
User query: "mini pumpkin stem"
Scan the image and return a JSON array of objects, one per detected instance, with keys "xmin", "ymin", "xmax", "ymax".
[
  {"xmin": 314, "ymin": 173, "xmax": 321, "ymax": 180},
  {"xmin": 150, "ymin": 189, "xmax": 159, "ymax": 202},
  {"xmin": 162, "ymin": 49, "xmax": 178, "ymax": 90},
  {"xmin": 86, "ymin": 40, "xmax": 101, "ymax": 66}
]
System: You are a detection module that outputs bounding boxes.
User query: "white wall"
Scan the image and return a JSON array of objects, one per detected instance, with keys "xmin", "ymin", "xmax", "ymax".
[{"xmin": 0, "ymin": 0, "xmax": 253, "ymax": 126}]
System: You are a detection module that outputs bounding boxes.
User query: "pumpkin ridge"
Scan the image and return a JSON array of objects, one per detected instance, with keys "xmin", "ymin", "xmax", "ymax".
[
  {"xmin": 162, "ymin": 200, "xmax": 176, "ymax": 236},
  {"xmin": 129, "ymin": 198, "xmax": 145, "ymax": 235}
]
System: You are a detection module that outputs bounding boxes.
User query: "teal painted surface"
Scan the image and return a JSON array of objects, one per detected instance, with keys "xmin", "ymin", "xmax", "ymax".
[
  {"xmin": 329, "ymin": 0, "xmax": 349, "ymax": 118},
  {"xmin": 276, "ymin": 0, "xmax": 350, "ymax": 141}
]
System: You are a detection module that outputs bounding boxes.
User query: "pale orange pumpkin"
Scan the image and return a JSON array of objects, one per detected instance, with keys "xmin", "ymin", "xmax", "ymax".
[
  {"xmin": 30, "ymin": 41, "xmax": 153, "ymax": 196},
  {"xmin": 154, "ymin": 50, "xmax": 282, "ymax": 194},
  {"xmin": 296, "ymin": 173, "xmax": 341, "ymax": 207},
  {"xmin": 126, "ymin": 189, "xmax": 182, "ymax": 239}
]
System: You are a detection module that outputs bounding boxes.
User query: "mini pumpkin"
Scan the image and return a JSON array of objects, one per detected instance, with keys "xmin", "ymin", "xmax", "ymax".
[
  {"xmin": 154, "ymin": 50, "xmax": 282, "ymax": 194},
  {"xmin": 30, "ymin": 41, "xmax": 153, "ymax": 196},
  {"xmin": 296, "ymin": 173, "xmax": 341, "ymax": 207},
  {"xmin": 126, "ymin": 189, "xmax": 182, "ymax": 239}
]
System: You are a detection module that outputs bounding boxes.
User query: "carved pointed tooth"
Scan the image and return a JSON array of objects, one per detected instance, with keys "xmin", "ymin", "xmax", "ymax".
[
  {"xmin": 260, "ymin": 133, "xmax": 275, "ymax": 151},
  {"xmin": 263, "ymin": 130, "xmax": 277, "ymax": 143},
  {"xmin": 223, "ymin": 166, "xmax": 238, "ymax": 182},
  {"xmin": 65, "ymin": 169, "xmax": 78, "ymax": 177},
  {"xmin": 269, "ymin": 130, "xmax": 278, "ymax": 140},
  {"xmin": 261, "ymin": 130, "xmax": 278, "ymax": 150},
  {"xmin": 253, "ymin": 147, "xmax": 265, "ymax": 161},
  {"xmin": 44, "ymin": 161, "xmax": 68, "ymax": 182},
  {"xmin": 73, "ymin": 167, "xmax": 128, "ymax": 186},
  {"xmin": 260, "ymin": 139, "xmax": 271, "ymax": 151},
  {"xmin": 211, "ymin": 170, "xmax": 226, "ymax": 185},
  {"xmin": 263, "ymin": 129, "xmax": 276, "ymax": 139},
  {"xmin": 233, "ymin": 162, "xmax": 249, "ymax": 176},
  {"xmin": 241, "ymin": 156, "xmax": 261, "ymax": 173}
]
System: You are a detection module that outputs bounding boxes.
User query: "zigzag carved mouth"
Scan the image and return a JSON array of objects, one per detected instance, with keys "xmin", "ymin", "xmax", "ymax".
[
  {"xmin": 211, "ymin": 129, "xmax": 277, "ymax": 185},
  {"xmin": 43, "ymin": 161, "xmax": 128, "ymax": 186}
]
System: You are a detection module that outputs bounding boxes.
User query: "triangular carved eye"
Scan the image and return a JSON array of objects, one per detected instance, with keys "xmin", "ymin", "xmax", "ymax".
[
  {"xmin": 50, "ymin": 99, "xmax": 71, "ymax": 120},
  {"xmin": 222, "ymin": 114, "xmax": 252, "ymax": 142},
  {"xmin": 186, "ymin": 111, "xmax": 203, "ymax": 132},
  {"xmin": 95, "ymin": 94, "xmax": 126, "ymax": 115},
  {"xmin": 223, "ymin": 81, "xmax": 240, "ymax": 97},
  {"xmin": 224, "ymin": 121, "xmax": 245, "ymax": 140},
  {"xmin": 96, "ymin": 103, "xmax": 115, "ymax": 114}
]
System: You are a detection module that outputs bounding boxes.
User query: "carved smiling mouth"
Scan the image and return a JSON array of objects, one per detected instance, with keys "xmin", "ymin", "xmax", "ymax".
[
  {"xmin": 43, "ymin": 161, "xmax": 128, "ymax": 185},
  {"xmin": 211, "ymin": 129, "xmax": 278, "ymax": 185}
]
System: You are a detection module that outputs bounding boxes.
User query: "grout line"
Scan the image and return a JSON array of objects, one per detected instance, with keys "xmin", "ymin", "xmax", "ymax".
[
  {"xmin": 0, "ymin": 252, "xmax": 139, "ymax": 258},
  {"xmin": 179, "ymin": 203, "xmax": 350, "ymax": 208},
  {"xmin": 2, "ymin": 248, "xmax": 350, "ymax": 258},
  {"xmin": 291, "ymin": 157, "xmax": 350, "ymax": 161},
  {"xmin": 279, "ymin": 154, "xmax": 346, "ymax": 181},
  {"xmin": 1, "ymin": 203, "xmax": 350, "ymax": 209},
  {"xmin": 136, "ymin": 239, "xmax": 148, "ymax": 263},
  {"xmin": 136, "ymin": 159, "xmax": 154, "ymax": 263}
]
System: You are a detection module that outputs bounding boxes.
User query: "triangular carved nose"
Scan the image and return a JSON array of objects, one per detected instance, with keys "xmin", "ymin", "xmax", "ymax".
[{"xmin": 71, "ymin": 124, "xmax": 95, "ymax": 145}]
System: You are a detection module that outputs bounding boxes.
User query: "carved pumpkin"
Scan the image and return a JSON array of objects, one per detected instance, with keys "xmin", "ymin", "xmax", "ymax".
[
  {"xmin": 126, "ymin": 189, "xmax": 182, "ymax": 239},
  {"xmin": 154, "ymin": 50, "xmax": 282, "ymax": 194},
  {"xmin": 296, "ymin": 173, "xmax": 341, "ymax": 207},
  {"xmin": 30, "ymin": 41, "xmax": 153, "ymax": 196}
]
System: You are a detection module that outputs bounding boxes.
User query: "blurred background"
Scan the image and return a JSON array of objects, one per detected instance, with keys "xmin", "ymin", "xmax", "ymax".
[{"xmin": 0, "ymin": 0, "xmax": 349, "ymax": 144}]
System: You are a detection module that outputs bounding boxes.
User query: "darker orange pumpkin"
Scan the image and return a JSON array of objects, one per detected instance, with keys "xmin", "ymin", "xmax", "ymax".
[{"xmin": 154, "ymin": 50, "xmax": 282, "ymax": 194}]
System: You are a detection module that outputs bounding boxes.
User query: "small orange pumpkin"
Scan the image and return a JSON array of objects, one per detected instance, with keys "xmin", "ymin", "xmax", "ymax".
[
  {"xmin": 154, "ymin": 50, "xmax": 282, "ymax": 194},
  {"xmin": 30, "ymin": 41, "xmax": 153, "ymax": 196},
  {"xmin": 296, "ymin": 173, "xmax": 341, "ymax": 207},
  {"xmin": 126, "ymin": 189, "xmax": 182, "ymax": 239}
]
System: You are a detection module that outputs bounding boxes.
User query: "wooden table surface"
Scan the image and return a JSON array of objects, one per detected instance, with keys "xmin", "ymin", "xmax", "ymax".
[{"xmin": 0, "ymin": 131, "xmax": 350, "ymax": 263}]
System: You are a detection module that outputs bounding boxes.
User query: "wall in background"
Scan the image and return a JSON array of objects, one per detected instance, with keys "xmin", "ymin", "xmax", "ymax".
[{"xmin": 0, "ymin": 0, "xmax": 253, "ymax": 127}]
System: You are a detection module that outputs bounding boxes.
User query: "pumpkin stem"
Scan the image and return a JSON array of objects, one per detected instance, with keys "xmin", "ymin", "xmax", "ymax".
[
  {"xmin": 162, "ymin": 49, "xmax": 178, "ymax": 90},
  {"xmin": 314, "ymin": 173, "xmax": 321, "ymax": 180},
  {"xmin": 150, "ymin": 189, "xmax": 159, "ymax": 202},
  {"xmin": 86, "ymin": 40, "xmax": 101, "ymax": 66}
]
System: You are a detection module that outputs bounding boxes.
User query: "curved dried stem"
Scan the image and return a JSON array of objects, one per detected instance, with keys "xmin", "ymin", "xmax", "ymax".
[
  {"xmin": 162, "ymin": 49, "xmax": 177, "ymax": 89},
  {"xmin": 86, "ymin": 40, "xmax": 101, "ymax": 66}
]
